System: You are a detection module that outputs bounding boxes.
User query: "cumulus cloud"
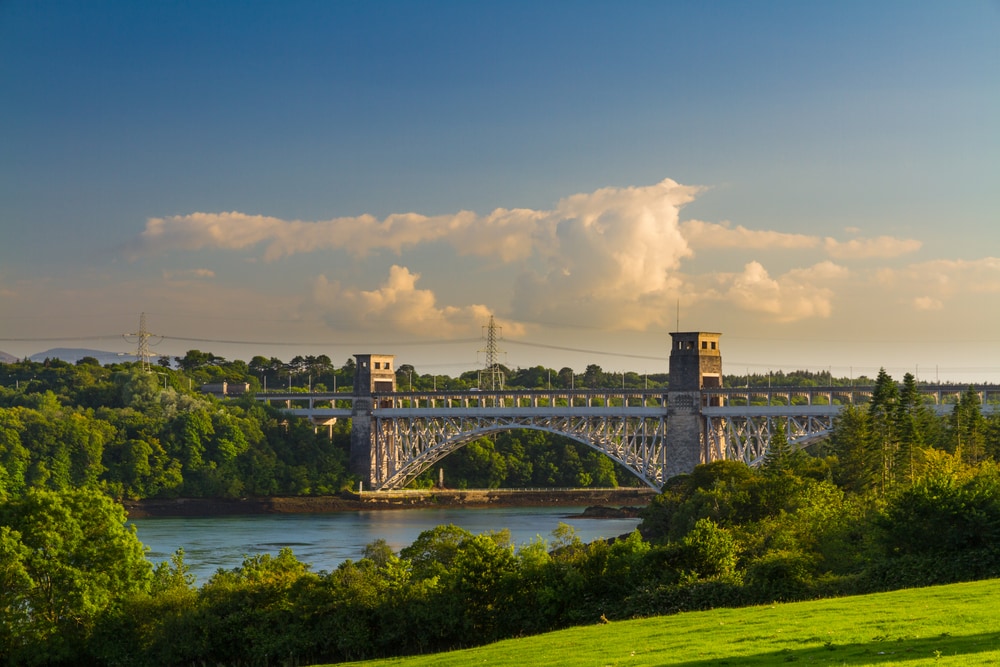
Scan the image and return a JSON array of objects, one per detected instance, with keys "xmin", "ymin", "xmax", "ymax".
[
  {"xmin": 134, "ymin": 179, "xmax": 706, "ymax": 332},
  {"xmin": 717, "ymin": 261, "xmax": 848, "ymax": 322},
  {"xmin": 823, "ymin": 235, "xmax": 922, "ymax": 260},
  {"xmin": 135, "ymin": 185, "xmax": 692, "ymax": 266},
  {"xmin": 680, "ymin": 220, "xmax": 819, "ymax": 250},
  {"xmin": 132, "ymin": 211, "xmax": 482, "ymax": 262},
  {"xmin": 913, "ymin": 296, "xmax": 944, "ymax": 311},
  {"xmin": 505, "ymin": 180, "xmax": 699, "ymax": 328},
  {"xmin": 162, "ymin": 268, "xmax": 216, "ymax": 280},
  {"xmin": 312, "ymin": 265, "xmax": 526, "ymax": 338},
  {"xmin": 892, "ymin": 258, "xmax": 1000, "ymax": 296},
  {"xmin": 132, "ymin": 179, "xmax": 922, "ymax": 334}
]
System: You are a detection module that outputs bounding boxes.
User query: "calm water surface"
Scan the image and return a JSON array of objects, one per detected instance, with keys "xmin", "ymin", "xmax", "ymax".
[{"xmin": 132, "ymin": 506, "xmax": 641, "ymax": 583}]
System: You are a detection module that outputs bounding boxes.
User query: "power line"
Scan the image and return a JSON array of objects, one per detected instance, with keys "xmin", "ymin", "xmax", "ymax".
[{"xmin": 157, "ymin": 335, "xmax": 482, "ymax": 347}]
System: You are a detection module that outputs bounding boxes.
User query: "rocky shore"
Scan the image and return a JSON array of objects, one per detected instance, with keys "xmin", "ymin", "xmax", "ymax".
[{"xmin": 123, "ymin": 487, "xmax": 655, "ymax": 518}]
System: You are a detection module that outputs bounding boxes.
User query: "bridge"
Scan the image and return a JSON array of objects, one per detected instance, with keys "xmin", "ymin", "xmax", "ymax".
[{"xmin": 258, "ymin": 332, "xmax": 1000, "ymax": 491}]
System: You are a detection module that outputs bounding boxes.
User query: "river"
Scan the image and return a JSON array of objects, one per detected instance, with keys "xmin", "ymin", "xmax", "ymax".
[{"xmin": 131, "ymin": 506, "xmax": 642, "ymax": 583}]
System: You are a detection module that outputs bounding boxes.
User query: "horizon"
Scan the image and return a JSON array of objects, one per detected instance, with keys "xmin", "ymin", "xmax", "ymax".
[
  {"xmin": 2, "ymin": 2, "xmax": 998, "ymax": 385},
  {"xmin": 3, "ymin": 336, "xmax": 996, "ymax": 387}
]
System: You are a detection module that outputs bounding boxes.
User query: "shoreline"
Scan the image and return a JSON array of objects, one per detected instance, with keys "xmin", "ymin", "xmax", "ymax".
[{"xmin": 123, "ymin": 487, "xmax": 656, "ymax": 518}]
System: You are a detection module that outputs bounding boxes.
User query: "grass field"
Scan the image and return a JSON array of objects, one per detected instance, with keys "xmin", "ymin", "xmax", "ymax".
[{"xmin": 333, "ymin": 578, "xmax": 1000, "ymax": 666}]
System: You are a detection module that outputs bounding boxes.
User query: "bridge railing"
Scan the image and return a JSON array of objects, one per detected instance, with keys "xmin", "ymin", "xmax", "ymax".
[
  {"xmin": 702, "ymin": 384, "xmax": 1000, "ymax": 408},
  {"xmin": 257, "ymin": 384, "xmax": 1000, "ymax": 412},
  {"xmin": 257, "ymin": 391, "xmax": 358, "ymax": 410},
  {"xmin": 369, "ymin": 388, "xmax": 669, "ymax": 410}
]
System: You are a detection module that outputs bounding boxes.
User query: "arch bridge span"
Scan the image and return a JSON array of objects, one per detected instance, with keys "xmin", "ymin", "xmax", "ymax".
[
  {"xmin": 261, "ymin": 384, "xmax": 1000, "ymax": 491},
  {"xmin": 259, "ymin": 337, "xmax": 999, "ymax": 491}
]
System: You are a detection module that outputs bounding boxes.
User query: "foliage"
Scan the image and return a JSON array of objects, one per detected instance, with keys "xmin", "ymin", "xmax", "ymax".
[
  {"xmin": 0, "ymin": 488, "xmax": 152, "ymax": 665},
  {"xmin": 0, "ymin": 363, "xmax": 355, "ymax": 500}
]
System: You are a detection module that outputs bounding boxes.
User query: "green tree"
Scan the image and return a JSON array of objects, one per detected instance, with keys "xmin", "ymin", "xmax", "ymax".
[
  {"xmin": 400, "ymin": 524, "xmax": 474, "ymax": 580},
  {"xmin": 763, "ymin": 419, "xmax": 794, "ymax": 473},
  {"xmin": 868, "ymin": 369, "xmax": 899, "ymax": 493},
  {"xmin": 894, "ymin": 372, "xmax": 937, "ymax": 486},
  {"xmin": 830, "ymin": 404, "xmax": 874, "ymax": 494},
  {"xmin": 677, "ymin": 517, "xmax": 738, "ymax": 578},
  {"xmin": 443, "ymin": 532, "xmax": 517, "ymax": 641},
  {"xmin": 0, "ymin": 488, "xmax": 152, "ymax": 664},
  {"xmin": 949, "ymin": 387, "xmax": 987, "ymax": 465},
  {"xmin": 0, "ymin": 409, "xmax": 31, "ymax": 498}
]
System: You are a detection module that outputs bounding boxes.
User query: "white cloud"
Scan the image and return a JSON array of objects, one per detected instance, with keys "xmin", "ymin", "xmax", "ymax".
[
  {"xmin": 895, "ymin": 258, "xmax": 1000, "ymax": 295},
  {"xmin": 680, "ymin": 220, "xmax": 819, "ymax": 250},
  {"xmin": 506, "ymin": 180, "xmax": 699, "ymax": 328},
  {"xmin": 133, "ymin": 179, "xmax": 705, "ymax": 331},
  {"xmin": 717, "ymin": 261, "xmax": 848, "ymax": 322},
  {"xmin": 127, "ymin": 179, "xmax": 944, "ymax": 335},
  {"xmin": 913, "ymin": 296, "xmax": 944, "ymax": 311},
  {"xmin": 163, "ymin": 268, "xmax": 216, "ymax": 280},
  {"xmin": 823, "ymin": 235, "xmax": 922, "ymax": 260},
  {"xmin": 312, "ymin": 265, "xmax": 526, "ymax": 338},
  {"xmin": 133, "ymin": 211, "xmax": 472, "ymax": 261},
  {"xmin": 131, "ymin": 179, "xmax": 699, "ymax": 268}
]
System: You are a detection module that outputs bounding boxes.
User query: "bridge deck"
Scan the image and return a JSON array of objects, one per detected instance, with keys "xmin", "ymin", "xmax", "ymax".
[{"xmin": 259, "ymin": 384, "xmax": 1000, "ymax": 420}]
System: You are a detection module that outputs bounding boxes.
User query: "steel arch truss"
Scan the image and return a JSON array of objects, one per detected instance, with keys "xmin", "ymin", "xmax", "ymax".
[
  {"xmin": 705, "ymin": 413, "xmax": 836, "ymax": 467},
  {"xmin": 372, "ymin": 414, "xmax": 669, "ymax": 490}
]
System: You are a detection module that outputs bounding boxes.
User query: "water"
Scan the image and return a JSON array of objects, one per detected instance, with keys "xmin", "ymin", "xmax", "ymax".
[{"xmin": 132, "ymin": 506, "xmax": 641, "ymax": 583}]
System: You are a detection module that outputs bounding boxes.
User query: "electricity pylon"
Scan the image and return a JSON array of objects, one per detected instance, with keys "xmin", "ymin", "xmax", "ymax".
[
  {"xmin": 123, "ymin": 312, "xmax": 163, "ymax": 373},
  {"xmin": 478, "ymin": 315, "xmax": 505, "ymax": 391}
]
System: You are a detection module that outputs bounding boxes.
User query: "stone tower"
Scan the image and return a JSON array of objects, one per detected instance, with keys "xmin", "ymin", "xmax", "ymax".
[
  {"xmin": 665, "ymin": 332, "xmax": 722, "ymax": 478},
  {"xmin": 349, "ymin": 354, "xmax": 396, "ymax": 488}
]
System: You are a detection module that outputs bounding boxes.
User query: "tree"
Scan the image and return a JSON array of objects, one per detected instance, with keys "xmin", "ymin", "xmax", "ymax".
[
  {"xmin": 830, "ymin": 404, "xmax": 874, "ymax": 494},
  {"xmin": 677, "ymin": 517, "xmax": 738, "ymax": 578},
  {"xmin": 763, "ymin": 419, "xmax": 793, "ymax": 473},
  {"xmin": 583, "ymin": 364, "xmax": 604, "ymax": 388},
  {"xmin": 949, "ymin": 387, "xmax": 987, "ymax": 465},
  {"xmin": 400, "ymin": 524, "xmax": 474, "ymax": 580},
  {"xmin": 0, "ymin": 488, "xmax": 152, "ymax": 664},
  {"xmin": 174, "ymin": 349, "xmax": 220, "ymax": 372},
  {"xmin": 868, "ymin": 369, "xmax": 899, "ymax": 494},
  {"xmin": 443, "ymin": 532, "xmax": 517, "ymax": 640},
  {"xmin": 895, "ymin": 372, "xmax": 932, "ymax": 486}
]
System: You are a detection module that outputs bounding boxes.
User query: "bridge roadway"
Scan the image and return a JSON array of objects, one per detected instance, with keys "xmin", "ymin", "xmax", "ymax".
[
  {"xmin": 258, "ymin": 385, "xmax": 999, "ymax": 490},
  {"xmin": 259, "ymin": 384, "xmax": 1000, "ymax": 416}
]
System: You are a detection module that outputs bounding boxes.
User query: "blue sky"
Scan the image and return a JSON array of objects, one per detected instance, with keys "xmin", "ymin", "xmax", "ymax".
[{"xmin": 2, "ymin": 1, "xmax": 999, "ymax": 381}]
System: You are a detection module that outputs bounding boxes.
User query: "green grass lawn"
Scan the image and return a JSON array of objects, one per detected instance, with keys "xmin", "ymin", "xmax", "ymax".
[{"xmin": 332, "ymin": 578, "xmax": 1000, "ymax": 666}]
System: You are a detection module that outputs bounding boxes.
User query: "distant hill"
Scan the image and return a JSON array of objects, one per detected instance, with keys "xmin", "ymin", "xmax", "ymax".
[
  {"xmin": 0, "ymin": 350, "xmax": 18, "ymax": 364},
  {"xmin": 28, "ymin": 348, "xmax": 139, "ymax": 365}
]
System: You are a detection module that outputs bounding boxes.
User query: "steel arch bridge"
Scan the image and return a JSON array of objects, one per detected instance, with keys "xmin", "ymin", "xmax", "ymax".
[
  {"xmin": 372, "ymin": 410, "xmax": 670, "ymax": 490},
  {"xmin": 260, "ymin": 384, "xmax": 1000, "ymax": 491}
]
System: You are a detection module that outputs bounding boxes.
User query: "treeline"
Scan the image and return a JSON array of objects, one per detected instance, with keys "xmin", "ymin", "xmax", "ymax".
[
  {"xmin": 0, "ymin": 359, "xmax": 353, "ymax": 500},
  {"xmin": 0, "ymin": 356, "xmax": 651, "ymax": 498}
]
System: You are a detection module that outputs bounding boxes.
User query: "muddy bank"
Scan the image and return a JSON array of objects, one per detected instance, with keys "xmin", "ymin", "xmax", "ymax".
[{"xmin": 123, "ymin": 488, "xmax": 655, "ymax": 518}]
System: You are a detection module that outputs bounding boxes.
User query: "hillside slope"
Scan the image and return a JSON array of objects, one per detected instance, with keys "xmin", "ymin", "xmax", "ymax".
[{"xmin": 338, "ymin": 578, "xmax": 1000, "ymax": 667}]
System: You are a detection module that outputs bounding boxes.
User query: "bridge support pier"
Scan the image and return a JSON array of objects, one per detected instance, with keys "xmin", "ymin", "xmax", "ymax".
[
  {"xmin": 665, "ymin": 390, "xmax": 706, "ymax": 477},
  {"xmin": 350, "ymin": 396, "xmax": 374, "ymax": 487},
  {"xmin": 665, "ymin": 332, "xmax": 723, "ymax": 480},
  {"xmin": 349, "ymin": 354, "xmax": 397, "ymax": 488}
]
